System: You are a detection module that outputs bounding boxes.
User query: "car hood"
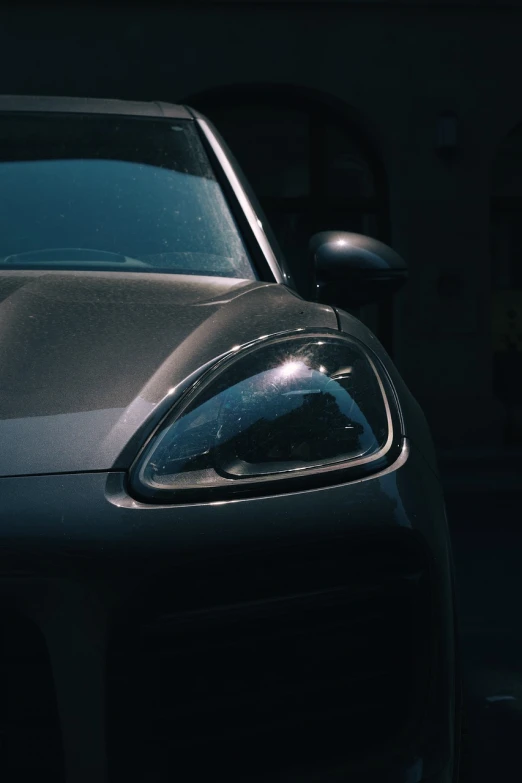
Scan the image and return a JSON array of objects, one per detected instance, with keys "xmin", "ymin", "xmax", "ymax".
[{"xmin": 0, "ymin": 271, "xmax": 337, "ymax": 477}]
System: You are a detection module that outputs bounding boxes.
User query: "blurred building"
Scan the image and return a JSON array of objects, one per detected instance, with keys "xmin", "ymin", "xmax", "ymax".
[{"xmin": 1, "ymin": 0, "xmax": 521, "ymax": 451}]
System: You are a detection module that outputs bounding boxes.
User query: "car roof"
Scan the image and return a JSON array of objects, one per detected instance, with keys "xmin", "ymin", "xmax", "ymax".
[{"xmin": 0, "ymin": 95, "xmax": 193, "ymax": 119}]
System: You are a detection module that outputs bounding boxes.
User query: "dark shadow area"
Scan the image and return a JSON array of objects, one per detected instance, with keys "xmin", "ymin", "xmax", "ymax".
[
  {"xmin": 0, "ymin": 610, "xmax": 65, "ymax": 781},
  {"xmin": 447, "ymin": 488, "xmax": 522, "ymax": 782},
  {"xmin": 107, "ymin": 532, "xmax": 434, "ymax": 782},
  {"xmin": 0, "ymin": 3, "xmax": 521, "ymax": 780}
]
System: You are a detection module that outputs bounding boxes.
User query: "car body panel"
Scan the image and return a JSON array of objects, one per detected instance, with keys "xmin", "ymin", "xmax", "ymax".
[
  {"xmin": 0, "ymin": 270, "xmax": 336, "ymax": 477},
  {"xmin": 0, "ymin": 440, "xmax": 454, "ymax": 783},
  {"xmin": 0, "ymin": 96, "xmax": 456, "ymax": 783},
  {"xmin": 0, "ymin": 443, "xmax": 444, "ymax": 557}
]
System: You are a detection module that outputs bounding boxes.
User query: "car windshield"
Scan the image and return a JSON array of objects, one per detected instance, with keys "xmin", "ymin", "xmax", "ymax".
[{"xmin": 0, "ymin": 113, "xmax": 256, "ymax": 279}]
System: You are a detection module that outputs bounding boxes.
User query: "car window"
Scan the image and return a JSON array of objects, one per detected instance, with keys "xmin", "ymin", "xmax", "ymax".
[{"xmin": 0, "ymin": 114, "xmax": 255, "ymax": 279}]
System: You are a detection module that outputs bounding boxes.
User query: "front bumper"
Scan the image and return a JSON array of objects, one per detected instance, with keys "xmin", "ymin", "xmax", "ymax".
[{"xmin": 0, "ymin": 440, "xmax": 455, "ymax": 783}]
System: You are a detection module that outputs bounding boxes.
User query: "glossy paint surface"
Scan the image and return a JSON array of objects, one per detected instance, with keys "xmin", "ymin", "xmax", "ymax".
[
  {"xmin": 0, "ymin": 96, "xmax": 456, "ymax": 783},
  {"xmin": 0, "ymin": 271, "xmax": 335, "ymax": 476}
]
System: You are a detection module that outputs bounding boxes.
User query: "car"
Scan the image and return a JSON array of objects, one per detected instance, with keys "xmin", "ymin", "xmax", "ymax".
[{"xmin": 0, "ymin": 95, "xmax": 461, "ymax": 783}]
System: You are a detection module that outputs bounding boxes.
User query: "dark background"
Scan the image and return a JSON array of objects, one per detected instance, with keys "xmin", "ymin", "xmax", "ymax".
[{"xmin": 1, "ymin": 2, "xmax": 522, "ymax": 778}]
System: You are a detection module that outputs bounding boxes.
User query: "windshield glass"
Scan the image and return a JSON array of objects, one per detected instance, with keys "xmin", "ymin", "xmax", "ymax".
[{"xmin": 0, "ymin": 114, "xmax": 255, "ymax": 279}]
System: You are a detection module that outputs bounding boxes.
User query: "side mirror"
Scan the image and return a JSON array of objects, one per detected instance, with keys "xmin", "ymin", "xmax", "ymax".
[{"xmin": 309, "ymin": 231, "xmax": 408, "ymax": 308}]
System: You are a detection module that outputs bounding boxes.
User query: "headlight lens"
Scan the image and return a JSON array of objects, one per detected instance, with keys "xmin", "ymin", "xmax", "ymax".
[{"xmin": 130, "ymin": 332, "xmax": 401, "ymax": 502}]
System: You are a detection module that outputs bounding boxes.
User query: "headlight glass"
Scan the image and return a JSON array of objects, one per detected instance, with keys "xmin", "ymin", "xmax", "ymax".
[{"xmin": 131, "ymin": 333, "xmax": 400, "ymax": 501}]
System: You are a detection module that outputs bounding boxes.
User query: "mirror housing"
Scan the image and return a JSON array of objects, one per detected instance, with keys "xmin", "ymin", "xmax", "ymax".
[{"xmin": 309, "ymin": 231, "xmax": 408, "ymax": 308}]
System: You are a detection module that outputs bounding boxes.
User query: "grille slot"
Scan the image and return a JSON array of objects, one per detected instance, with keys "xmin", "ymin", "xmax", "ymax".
[{"xmin": 108, "ymin": 533, "xmax": 434, "ymax": 782}]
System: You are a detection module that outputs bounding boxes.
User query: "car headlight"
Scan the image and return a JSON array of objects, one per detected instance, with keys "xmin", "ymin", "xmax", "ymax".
[{"xmin": 129, "ymin": 331, "xmax": 403, "ymax": 503}]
